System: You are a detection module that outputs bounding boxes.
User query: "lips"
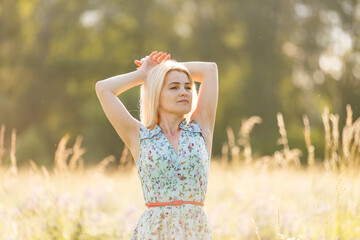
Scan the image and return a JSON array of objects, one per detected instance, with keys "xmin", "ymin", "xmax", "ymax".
[{"xmin": 178, "ymin": 99, "xmax": 189, "ymax": 103}]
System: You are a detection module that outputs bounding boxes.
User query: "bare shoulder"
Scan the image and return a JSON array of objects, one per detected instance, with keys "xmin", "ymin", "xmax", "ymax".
[{"xmin": 95, "ymin": 84, "xmax": 142, "ymax": 162}]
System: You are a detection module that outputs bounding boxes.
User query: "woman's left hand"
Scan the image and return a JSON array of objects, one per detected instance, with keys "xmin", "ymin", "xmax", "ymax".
[{"xmin": 134, "ymin": 51, "xmax": 171, "ymax": 76}]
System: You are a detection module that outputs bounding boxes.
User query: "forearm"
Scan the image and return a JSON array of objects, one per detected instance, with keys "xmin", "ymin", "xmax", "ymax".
[
  {"xmin": 181, "ymin": 62, "xmax": 217, "ymax": 83},
  {"xmin": 95, "ymin": 69, "xmax": 145, "ymax": 96}
]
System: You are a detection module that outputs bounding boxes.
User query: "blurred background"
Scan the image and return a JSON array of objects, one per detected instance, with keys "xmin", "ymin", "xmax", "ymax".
[{"xmin": 1, "ymin": 0, "xmax": 359, "ymax": 168}]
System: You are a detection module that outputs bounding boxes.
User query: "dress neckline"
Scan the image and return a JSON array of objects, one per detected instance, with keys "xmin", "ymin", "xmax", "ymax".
[
  {"xmin": 155, "ymin": 118, "xmax": 187, "ymax": 133},
  {"xmin": 156, "ymin": 118, "xmax": 187, "ymax": 156}
]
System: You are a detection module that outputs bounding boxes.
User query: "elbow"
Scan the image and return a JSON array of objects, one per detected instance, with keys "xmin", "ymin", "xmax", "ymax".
[
  {"xmin": 95, "ymin": 81, "xmax": 117, "ymax": 96},
  {"xmin": 95, "ymin": 81, "xmax": 103, "ymax": 92},
  {"xmin": 95, "ymin": 81, "xmax": 105, "ymax": 95},
  {"xmin": 209, "ymin": 62, "xmax": 217, "ymax": 71},
  {"xmin": 209, "ymin": 62, "xmax": 218, "ymax": 73}
]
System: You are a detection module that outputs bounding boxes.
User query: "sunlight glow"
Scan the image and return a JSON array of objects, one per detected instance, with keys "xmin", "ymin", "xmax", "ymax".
[
  {"xmin": 319, "ymin": 10, "xmax": 341, "ymax": 25},
  {"xmin": 330, "ymin": 27, "xmax": 353, "ymax": 57},
  {"xmin": 319, "ymin": 53, "xmax": 343, "ymax": 80},
  {"xmin": 294, "ymin": 3, "xmax": 312, "ymax": 19},
  {"xmin": 80, "ymin": 10, "xmax": 103, "ymax": 28},
  {"xmin": 292, "ymin": 68, "xmax": 313, "ymax": 90}
]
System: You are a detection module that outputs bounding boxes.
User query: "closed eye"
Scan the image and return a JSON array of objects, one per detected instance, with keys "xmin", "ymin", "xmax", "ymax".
[{"xmin": 170, "ymin": 86, "xmax": 192, "ymax": 90}]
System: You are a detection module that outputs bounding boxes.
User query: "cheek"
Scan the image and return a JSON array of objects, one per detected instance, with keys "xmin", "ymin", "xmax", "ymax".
[
  {"xmin": 160, "ymin": 90, "xmax": 175, "ymax": 106},
  {"xmin": 188, "ymin": 91, "xmax": 193, "ymax": 101}
]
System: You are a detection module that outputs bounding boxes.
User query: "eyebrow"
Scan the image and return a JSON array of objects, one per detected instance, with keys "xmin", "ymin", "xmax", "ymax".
[{"xmin": 168, "ymin": 82, "xmax": 191, "ymax": 86}]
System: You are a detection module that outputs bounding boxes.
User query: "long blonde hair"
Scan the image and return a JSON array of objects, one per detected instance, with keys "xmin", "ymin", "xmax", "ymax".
[{"xmin": 139, "ymin": 60, "xmax": 198, "ymax": 129}]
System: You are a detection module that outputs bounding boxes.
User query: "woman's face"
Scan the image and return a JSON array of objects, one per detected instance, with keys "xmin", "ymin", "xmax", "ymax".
[{"xmin": 158, "ymin": 70, "xmax": 193, "ymax": 116}]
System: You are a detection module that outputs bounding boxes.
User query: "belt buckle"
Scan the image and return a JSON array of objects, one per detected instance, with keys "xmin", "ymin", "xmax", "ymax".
[{"xmin": 171, "ymin": 200, "xmax": 184, "ymax": 206}]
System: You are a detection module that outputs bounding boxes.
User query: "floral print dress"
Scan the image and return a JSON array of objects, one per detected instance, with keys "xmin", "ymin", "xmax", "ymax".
[{"xmin": 130, "ymin": 118, "xmax": 213, "ymax": 240}]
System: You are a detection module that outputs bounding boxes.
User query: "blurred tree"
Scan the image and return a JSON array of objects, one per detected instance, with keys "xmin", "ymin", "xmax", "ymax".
[{"xmin": 0, "ymin": 0, "xmax": 359, "ymax": 167}]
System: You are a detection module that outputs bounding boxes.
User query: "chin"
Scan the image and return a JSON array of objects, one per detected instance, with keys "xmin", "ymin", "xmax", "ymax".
[
  {"xmin": 181, "ymin": 109, "xmax": 192, "ymax": 115},
  {"xmin": 174, "ymin": 108, "xmax": 191, "ymax": 115}
]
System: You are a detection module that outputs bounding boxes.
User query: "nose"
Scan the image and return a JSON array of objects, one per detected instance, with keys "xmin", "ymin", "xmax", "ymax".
[{"xmin": 180, "ymin": 86, "xmax": 188, "ymax": 96}]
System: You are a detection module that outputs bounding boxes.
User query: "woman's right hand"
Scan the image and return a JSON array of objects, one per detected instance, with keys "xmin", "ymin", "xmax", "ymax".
[{"xmin": 134, "ymin": 51, "xmax": 170, "ymax": 77}]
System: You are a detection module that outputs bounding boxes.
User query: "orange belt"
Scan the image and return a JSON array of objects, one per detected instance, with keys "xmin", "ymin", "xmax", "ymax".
[{"xmin": 145, "ymin": 200, "xmax": 204, "ymax": 208}]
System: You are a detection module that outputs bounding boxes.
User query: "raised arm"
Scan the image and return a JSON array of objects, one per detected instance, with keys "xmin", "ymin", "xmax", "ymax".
[
  {"xmin": 95, "ymin": 51, "xmax": 170, "ymax": 159},
  {"xmin": 95, "ymin": 70, "xmax": 143, "ymax": 156},
  {"xmin": 182, "ymin": 62, "xmax": 218, "ymax": 137}
]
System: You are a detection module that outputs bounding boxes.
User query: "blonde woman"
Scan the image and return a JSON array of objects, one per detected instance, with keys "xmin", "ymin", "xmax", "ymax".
[{"xmin": 95, "ymin": 51, "xmax": 218, "ymax": 239}]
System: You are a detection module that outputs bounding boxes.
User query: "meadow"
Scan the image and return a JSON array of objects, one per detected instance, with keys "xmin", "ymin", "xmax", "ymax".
[{"xmin": 0, "ymin": 105, "xmax": 359, "ymax": 239}]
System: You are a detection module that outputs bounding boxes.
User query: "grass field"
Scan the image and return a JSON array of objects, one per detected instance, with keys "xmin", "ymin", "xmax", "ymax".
[
  {"xmin": 1, "ymin": 105, "xmax": 359, "ymax": 239},
  {"xmin": 0, "ymin": 160, "xmax": 359, "ymax": 240}
]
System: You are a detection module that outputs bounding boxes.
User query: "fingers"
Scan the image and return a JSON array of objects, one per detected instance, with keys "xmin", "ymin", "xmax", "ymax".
[
  {"xmin": 134, "ymin": 60, "xmax": 142, "ymax": 66},
  {"xmin": 150, "ymin": 51, "xmax": 170, "ymax": 63},
  {"xmin": 135, "ymin": 51, "xmax": 171, "ymax": 68},
  {"xmin": 157, "ymin": 52, "xmax": 168, "ymax": 62},
  {"xmin": 134, "ymin": 56, "xmax": 148, "ymax": 66},
  {"xmin": 147, "ymin": 51, "xmax": 170, "ymax": 62},
  {"xmin": 150, "ymin": 51, "xmax": 158, "ymax": 58},
  {"xmin": 151, "ymin": 51, "xmax": 163, "ymax": 62},
  {"xmin": 154, "ymin": 51, "xmax": 163, "ymax": 59}
]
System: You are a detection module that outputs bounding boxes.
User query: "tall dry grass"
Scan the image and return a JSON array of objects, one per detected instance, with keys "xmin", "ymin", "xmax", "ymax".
[
  {"xmin": 302, "ymin": 114, "xmax": 315, "ymax": 168},
  {"xmin": 0, "ymin": 124, "xmax": 127, "ymax": 186},
  {"xmin": 223, "ymin": 105, "xmax": 360, "ymax": 174},
  {"xmin": 321, "ymin": 105, "xmax": 360, "ymax": 174},
  {"xmin": 0, "ymin": 123, "xmax": 136, "ymax": 239},
  {"xmin": 0, "ymin": 105, "xmax": 359, "ymax": 239}
]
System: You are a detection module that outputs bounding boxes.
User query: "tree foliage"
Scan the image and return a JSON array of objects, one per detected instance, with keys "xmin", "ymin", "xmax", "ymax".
[{"xmin": 0, "ymin": 0, "xmax": 359, "ymax": 166}]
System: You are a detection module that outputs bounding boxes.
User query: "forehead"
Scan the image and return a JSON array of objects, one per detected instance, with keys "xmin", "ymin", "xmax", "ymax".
[{"xmin": 164, "ymin": 70, "xmax": 190, "ymax": 84}]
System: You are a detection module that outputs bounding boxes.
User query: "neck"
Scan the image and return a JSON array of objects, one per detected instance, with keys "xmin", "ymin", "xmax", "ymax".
[{"xmin": 158, "ymin": 114, "xmax": 186, "ymax": 135}]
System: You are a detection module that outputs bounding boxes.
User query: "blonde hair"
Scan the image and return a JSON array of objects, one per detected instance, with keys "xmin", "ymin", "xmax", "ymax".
[{"xmin": 139, "ymin": 60, "xmax": 198, "ymax": 129}]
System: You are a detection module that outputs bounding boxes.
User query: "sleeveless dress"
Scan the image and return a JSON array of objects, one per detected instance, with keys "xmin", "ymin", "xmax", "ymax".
[{"xmin": 130, "ymin": 118, "xmax": 213, "ymax": 240}]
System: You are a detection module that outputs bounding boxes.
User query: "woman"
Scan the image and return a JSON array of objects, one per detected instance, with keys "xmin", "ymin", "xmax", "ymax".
[{"xmin": 95, "ymin": 51, "xmax": 218, "ymax": 239}]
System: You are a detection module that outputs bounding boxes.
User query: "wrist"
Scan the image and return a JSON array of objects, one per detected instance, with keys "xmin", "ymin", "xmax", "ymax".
[{"xmin": 135, "ymin": 69, "xmax": 146, "ymax": 82}]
